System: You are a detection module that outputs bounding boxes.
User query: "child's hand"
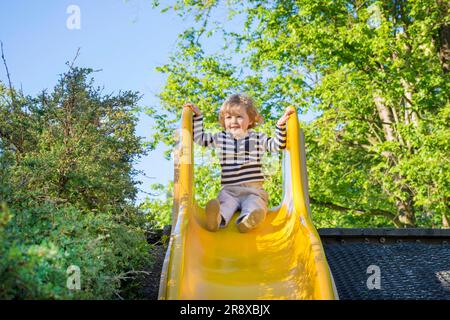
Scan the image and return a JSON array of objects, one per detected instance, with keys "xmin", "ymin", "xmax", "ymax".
[
  {"xmin": 183, "ymin": 103, "xmax": 202, "ymax": 116},
  {"xmin": 276, "ymin": 107, "xmax": 295, "ymax": 126}
]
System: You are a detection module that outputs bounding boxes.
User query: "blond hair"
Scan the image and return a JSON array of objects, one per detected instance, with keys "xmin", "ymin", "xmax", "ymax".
[{"xmin": 218, "ymin": 93, "xmax": 264, "ymax": 129}]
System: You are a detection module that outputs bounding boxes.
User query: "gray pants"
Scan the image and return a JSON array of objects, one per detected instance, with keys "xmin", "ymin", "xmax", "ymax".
[{"xmin": 217, "ymin": 184, "xmax": 269, "ymax": 228}]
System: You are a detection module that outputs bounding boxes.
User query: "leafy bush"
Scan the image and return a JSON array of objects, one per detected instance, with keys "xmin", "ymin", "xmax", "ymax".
[
  {"xmin": 140, "ymin": 183, "xmax": 173, "ymax": 229},
  {"xmin": 0, "ymin": 66, "xmax": 153, "ymax": 299},
  {"xmin": 0, "ymin": 201, "xmax": 151, "ymax": 299}
]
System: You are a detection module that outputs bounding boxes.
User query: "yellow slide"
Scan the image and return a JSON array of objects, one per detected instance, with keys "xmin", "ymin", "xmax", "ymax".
[{"xmin": 158, "ymin": 108, "xmax": 338, "ymax": 300}]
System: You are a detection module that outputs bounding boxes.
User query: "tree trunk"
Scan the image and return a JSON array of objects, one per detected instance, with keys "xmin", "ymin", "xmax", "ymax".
[
  {"xmin": 443, "ymin": 213, "xmax": 450, "ymax": 229},
  {"xmin": 400, "ymin": 78, "xmax": 419, "ymax": 128},
  {"xmin": 374, "ymin": 93, "xmax": 396, "ymax": 143},
  {"xmin": 395, "ymin": 193, "xmax": 416, "ymax": 228},
  {"xmin": 373, "ymin": 93, "xmax": 416, "ymax": 228},
  {"xmin": 438, "ymin": 0, "xmax": 450, "ymax": 73}
]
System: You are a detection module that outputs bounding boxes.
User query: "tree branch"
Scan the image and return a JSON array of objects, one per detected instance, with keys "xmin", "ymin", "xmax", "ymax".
[
  {"xmin": 68, "ymin": 47, "xmax": 81, "ymax": 70},
  {"xmin": 0, "ymin": 41, "xmax": 16, "ymax": 105},
  {"xmin": 310, "ymin": 197, "xmax": 402, "ymax": 227}
]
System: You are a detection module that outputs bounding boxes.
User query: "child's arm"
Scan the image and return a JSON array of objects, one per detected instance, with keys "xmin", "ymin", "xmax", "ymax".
[
  {"xmin": 183, "ymin": 103, "xmax": 218, "ymax": 148},
  {"xmin": 260, "ymin": 123, "xmax": 287, "ymax": 152},
  {"xmin": 260, "ymin": 107, "xmax": 295, "ymax": 152}
]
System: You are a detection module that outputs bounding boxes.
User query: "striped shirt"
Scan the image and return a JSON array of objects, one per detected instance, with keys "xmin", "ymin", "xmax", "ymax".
[{"xmin": 193, "ymin": 114, "xmax": 287, "ymax": 186}]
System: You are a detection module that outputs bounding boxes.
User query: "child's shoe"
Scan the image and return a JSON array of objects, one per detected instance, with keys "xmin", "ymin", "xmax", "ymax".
[
  {"xmin": 205, "ymin": 199, "xmax": 221, "ymax": 232},
  {"xmin": 236, "ymin": 208, "xmax": 266, "ymax": 233}
]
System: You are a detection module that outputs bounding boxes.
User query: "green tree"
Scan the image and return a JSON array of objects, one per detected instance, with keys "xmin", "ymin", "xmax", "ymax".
[
  {"xmin": 0, "ymin": 65, "xmax": 151, "ymax": 299},
  {"xmin": 1, "ymin": 66, "xmax": 146, "ymax": 214},
  {"xmin": 148, "ymin": 0, "xmax": 449, "ymax": 228},
  {"xmin": 140, "ymin": 182, "xmax": 174, "ymax": 229}
]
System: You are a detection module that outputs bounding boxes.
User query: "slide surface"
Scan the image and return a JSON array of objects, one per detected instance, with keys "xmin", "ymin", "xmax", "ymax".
[{"xmin": 158, "ymin": 108, "xmax": 338, "ymax": 300}]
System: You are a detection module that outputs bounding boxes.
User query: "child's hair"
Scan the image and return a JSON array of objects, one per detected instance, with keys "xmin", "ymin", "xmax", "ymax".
[{"xmin": 218, "ymin": 93, "xmax": 264, "ymax": 129}]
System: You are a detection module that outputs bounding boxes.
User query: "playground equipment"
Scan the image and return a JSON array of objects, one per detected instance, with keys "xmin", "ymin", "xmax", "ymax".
[{"xmin": 158, "ymin": 107, "xmax": 338, "ymax": 299}]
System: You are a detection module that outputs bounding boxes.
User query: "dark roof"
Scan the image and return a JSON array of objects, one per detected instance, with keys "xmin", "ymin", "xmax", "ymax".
[{"xmin": 319, "ymin": 228, "xmax": 450, "ymax": 300}]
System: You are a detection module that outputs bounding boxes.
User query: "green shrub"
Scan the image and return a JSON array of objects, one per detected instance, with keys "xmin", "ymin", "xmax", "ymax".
[{"xmin": 0, "ymin": 201, "xmax": 151, "ymax": 299}]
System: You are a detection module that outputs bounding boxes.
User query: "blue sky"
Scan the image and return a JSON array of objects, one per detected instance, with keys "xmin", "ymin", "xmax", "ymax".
[
  {"xmin": 0, "ymin": 0, "xmax": 318, "ymax": 204},
  {"xmin": 0, "ymin": 0, "xmax": 187, "ymax": 203}
]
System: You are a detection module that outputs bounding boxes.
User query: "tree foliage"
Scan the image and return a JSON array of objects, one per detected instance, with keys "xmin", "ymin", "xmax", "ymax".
[
  {"xmin": 0, "ymin": 66, "xmax": 151, "ymax": 299},
  {"xmin": 149, "ymin": 0, "xmax": 449, "ymax": 228}
]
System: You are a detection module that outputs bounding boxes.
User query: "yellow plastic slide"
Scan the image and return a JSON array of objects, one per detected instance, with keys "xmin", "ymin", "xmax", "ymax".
[{"xmin": 158, "ymin": 107, "xmax": 338, "ymax": 300}]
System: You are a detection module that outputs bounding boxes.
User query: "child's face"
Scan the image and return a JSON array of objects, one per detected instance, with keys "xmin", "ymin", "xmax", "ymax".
[{"xmin": 224, "ymin": 105, "xmax": 251, "ymax": 136}]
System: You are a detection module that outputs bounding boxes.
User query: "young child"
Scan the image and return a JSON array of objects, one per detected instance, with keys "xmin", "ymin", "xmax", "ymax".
[{"xmin": 183, "ymin": 93, "xmax": 294, "ymax": 233}]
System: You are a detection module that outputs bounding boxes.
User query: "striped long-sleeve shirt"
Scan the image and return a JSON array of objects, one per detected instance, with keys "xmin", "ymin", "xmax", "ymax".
[{"xmin": 193, "ymin": 114, "xmax": 287, "ymax": 186}]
